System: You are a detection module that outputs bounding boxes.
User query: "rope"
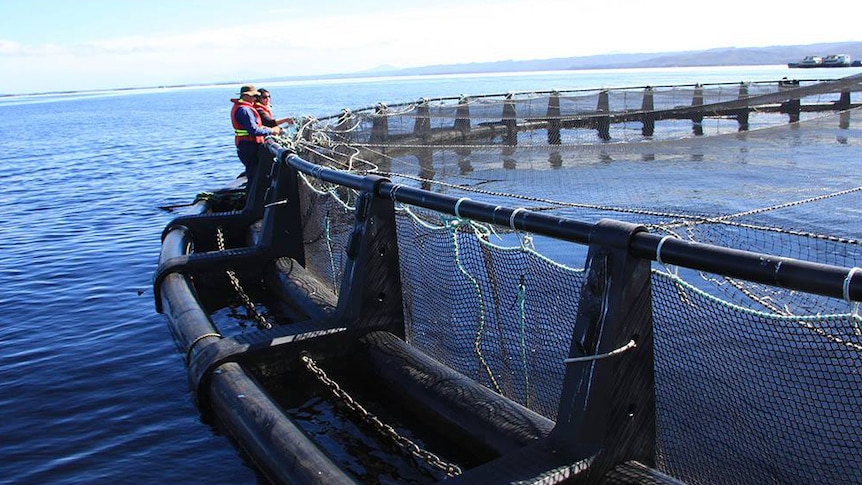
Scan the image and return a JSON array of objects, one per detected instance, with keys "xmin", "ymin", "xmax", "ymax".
[
  {"xmin": 509, "ymin": 207, "xmax": 527, "ymax": 231},
  {"xmin": 324, "ymin": 214, "xmax": 339, "ymax": 294},
  {"xmin": 843, "ymin": 267, "xmax": 861, "ymax": 303},
  {"xmin": 655, "ymin": 234, "xmax": 677, "ymax": 265},
  {"xmin": 516, "ymin": 277, "xmax": 531, "ymax": 406},
  {"xmin": 447, "ymin": 218, "xmax": 502, "ymax": 394},
  {"xmin": 843, "ymin": 267, "xmax": 862, "ymax": 335},
  {"xmin": 655, "ymin": 268, "xmax": 862, "ymax": 352},
  {"xmin": 564, "ymin": 339, "xmax": 637, "ymax": 364},
  {"xmin": 454, "ymin": 197, "xmax": 471, "ymax": 219},
  {"xmin": 701, "ymin": 186, "xmax": 862, "ymax": 226},
  {"xmin": 185, "ymin": 332, "xmax": 223, "ymax": 365}
]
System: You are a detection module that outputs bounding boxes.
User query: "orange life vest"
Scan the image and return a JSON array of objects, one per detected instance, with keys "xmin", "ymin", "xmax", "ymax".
[
  {"xmin": 231, "ymin": 99, "xmax": 264, "ymax": 145},
  {"xmin": 254, "ymin": 101, "xmax": 273, "ymax": 119}
]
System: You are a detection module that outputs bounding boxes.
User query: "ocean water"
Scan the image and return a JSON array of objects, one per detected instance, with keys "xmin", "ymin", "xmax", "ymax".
[{"xmin": 0, "ymin": 65, "xmax": 860, "ymax": 485}]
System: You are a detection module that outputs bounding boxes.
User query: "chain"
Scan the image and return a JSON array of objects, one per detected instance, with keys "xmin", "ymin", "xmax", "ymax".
[
  {"xmin": 215, "ymin": 227, "xmax": 271, "ymax": 330},
  {"xmin": 299, "ymin": 353, "xmax": 462, "ymax": 478},
  {"xmin": 514, "ymin": 456, "xmax": 594, "ymax": 485}
]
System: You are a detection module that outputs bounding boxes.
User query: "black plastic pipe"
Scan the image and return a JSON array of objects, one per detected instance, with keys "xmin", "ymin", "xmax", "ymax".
[{"xmin": 266, "ymin": 145, "xmax": 862, "ymax": 302}]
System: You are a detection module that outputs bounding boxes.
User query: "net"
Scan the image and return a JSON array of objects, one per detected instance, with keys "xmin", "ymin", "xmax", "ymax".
[{"xmin": 277, "ymin": 74, "xmax": 862, "ymax": 484}]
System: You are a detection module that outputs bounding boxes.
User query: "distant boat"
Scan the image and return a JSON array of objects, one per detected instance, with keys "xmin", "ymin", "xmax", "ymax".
[
  {"xmin": 822, "ymin": 54, "xmax": 852, "ymax": 67},
  {"xmin": 788, "ymin": 55, "xmax": 823, "ymax": 68},
  {"xmin": 789, "ymin": 54, "xmax": 853, "ymax": 68}
]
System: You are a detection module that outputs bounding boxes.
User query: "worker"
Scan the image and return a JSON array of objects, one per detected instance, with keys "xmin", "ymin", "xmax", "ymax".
[
  {"xmin": 254, "ymin": 88, "xmax": 294, "ymax": 127},
  {"xmin": 230, "ymin": 84, "xmax": 281, "ymax": 184}
]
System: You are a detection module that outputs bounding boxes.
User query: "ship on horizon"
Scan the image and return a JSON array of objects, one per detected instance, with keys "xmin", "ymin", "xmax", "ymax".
[{"xmin": 789, "ymin": 53, "xmax": 859, "ymax": 68}]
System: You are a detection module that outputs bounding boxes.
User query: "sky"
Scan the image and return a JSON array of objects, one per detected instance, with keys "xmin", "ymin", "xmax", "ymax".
[{"xmin": 0, "ymin": 0, "xmax": 858, "ymax": 95}]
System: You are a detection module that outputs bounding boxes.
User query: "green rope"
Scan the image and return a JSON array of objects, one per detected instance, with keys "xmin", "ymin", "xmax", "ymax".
[
  {"xmin": 516, "ymin": 276, "xmax": 531, "ymax": 406},
  {"xmin": 447, "ymin": 217, "xmax": 502, "ymax": 394},
  {"xmin": 324, "ymin": 213, "xmax": 338, "ymax": 295},
  {"xmin": 655, "ymin": 269, "xmax": 862, "ymax": 351}
]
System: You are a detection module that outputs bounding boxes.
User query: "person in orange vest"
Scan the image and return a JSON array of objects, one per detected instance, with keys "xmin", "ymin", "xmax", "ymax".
[
  {"xmin": 230, "ymin": 84, "xmax": 281, "ymax": 183},
  {"xmin": 254, "ymin": 88, "xmax": 294, "ymax": 127}
]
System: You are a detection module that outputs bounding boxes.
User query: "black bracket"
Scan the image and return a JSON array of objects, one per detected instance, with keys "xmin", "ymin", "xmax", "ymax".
[
  {"xmin": 187, "ymin": 319, "xmax": 347, "ymax": 416},
  {"xmin": 334, "ymin": 174, "xmax": 406, "ymax": 339},
  {"xmin": 159, "ymin": 144, "xmax": 281, "ymax": 250},
  {"xmin": 550, "ymin": 218, "xmax": 656, "ymax": 481},
  {"xmin": 153, "ymin": 147, "xmax": 305, "ymax": 313}
]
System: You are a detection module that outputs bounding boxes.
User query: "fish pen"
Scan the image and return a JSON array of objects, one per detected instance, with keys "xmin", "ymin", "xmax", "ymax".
[{"xmin": 154, "ymin": 73, "xmax": 862, "ymax": 484}]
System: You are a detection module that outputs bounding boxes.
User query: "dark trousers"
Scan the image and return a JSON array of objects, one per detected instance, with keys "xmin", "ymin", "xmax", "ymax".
[{"xmin": 236, "ymin": 142, "xmax": 260, "ymax": 184}]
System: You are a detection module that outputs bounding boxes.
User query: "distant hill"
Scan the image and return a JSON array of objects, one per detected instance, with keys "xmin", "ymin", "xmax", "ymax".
[
  {"xmin": 10, "ymin": 41, "xmax": 859, "ymax": 97},
  {"xmin": 255, "ymin": 42, "xmax": 862, "ymax": 85},
  {"xmin": 360, "ymin": 41, "xmax": 862, "ymax": 77}
]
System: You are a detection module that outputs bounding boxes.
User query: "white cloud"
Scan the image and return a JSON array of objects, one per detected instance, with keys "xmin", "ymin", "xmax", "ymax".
[{"xmin": 0, "ymin": 0, "xmax": 856, "ymax": 94}]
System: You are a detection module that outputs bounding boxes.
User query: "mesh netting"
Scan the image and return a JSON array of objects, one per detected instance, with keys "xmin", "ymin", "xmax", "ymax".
[
  {"xmin": 297, "ymin": 176, "xmax": 353, "ymax": 295},
  {"xmin": 282, "ymin": 75, "xmax": 862, "ymax": 484},
  {"xmin": 651, "ymin": 272, "xmax": 862, "ymax": 485},
  {"xmin": 395, "ymin": 209, "xmax": 584, "ymax": 419}
]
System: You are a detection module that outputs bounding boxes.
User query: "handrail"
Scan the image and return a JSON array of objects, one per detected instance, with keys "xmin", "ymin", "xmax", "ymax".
[
  {"xmin": 311, "ymin": 74, "xmax": 862, "ymax": 122},
  {"xmin": 267, "ymin": 143, "xmax": 862, "ymax": 302}
]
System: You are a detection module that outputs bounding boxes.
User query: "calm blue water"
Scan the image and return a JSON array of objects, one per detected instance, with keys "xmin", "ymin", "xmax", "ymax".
[{"xmin": 1, "ymin": 65, "xmax": 860, "ymax": 484}]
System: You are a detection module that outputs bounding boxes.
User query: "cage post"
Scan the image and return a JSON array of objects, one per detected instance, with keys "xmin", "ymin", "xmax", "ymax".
[
  {"xmin": 454, "ymin": 96, "xmax": 473, "ymax": 172},
  {"xmin": 413, "ymin": 98, "xmax": 431, "ymax": 138},
  {"xmin": 547, "ymin": 91, "xmax": 561, "ymax": 145},
  {"xmin": 503, "ymin": 93, "xmax": 518, "ymax": 145},
  {"xmin": 838, "ymin": 91, "xmax": 851, "ymax": 110},
  {"xmin": 335, "ymin": 175, "xmax": 405, "ymax": 339},
  {"xmin": 416, "ymin": 147, "xmax": 434, "ymax": 191},
  {"xmin": 551, "ymin": 219, "xmax": 656, "ymax": 481},
  {"xmin": 778, "ymin": 79, "xmax": 801, "ymax": 123},
  {"xmin": 370, "ymin": 103, "xmax": 389, "ymax": 145},
  {"xmin": 596, "ymin": 90, "xmax": 611, "ymax": 141},
  {"xmin": 736, "ymin": 82, "xmax": 750, "ymax": 131},
  {"xmin": 641, "ymin": 87, "xmax": 655, "ymax": 137},
  {"xmin": 257, "ymin": 150, "xmax": 306, "ymax": 264},
  {"xmin": 691, "ymin": 84, "xmax": 704, "ymax": 135},
  {"xmin": 840, "ymin": 92, "xmax": 851, "ymax": 129},
  {"xmin": 782, "ymin": 98, "xmax": 801, "ymax": 123},
  {"xmin": 455, "ymin": 95, "xmax": 471, "ymax": 134},
  {"xmin": 334, "ymin": 109, "xmax": 353, "ymax": 143}
]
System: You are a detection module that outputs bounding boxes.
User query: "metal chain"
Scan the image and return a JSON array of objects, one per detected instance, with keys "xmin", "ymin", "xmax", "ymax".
[
  {"xmin": 299, "ymin": 353, "xmax": 462, "ymax": 478},
  {"xmin": 514, "ymin": 456, "xmax": 594, "ymax": 485},
  {"xmin": 216, "ymin": 227, "xmax": 271, "ymax": 330}
]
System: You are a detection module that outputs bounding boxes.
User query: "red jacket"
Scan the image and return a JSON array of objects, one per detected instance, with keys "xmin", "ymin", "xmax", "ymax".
[
  {"xmin": 254, "ymin": 102, "xmax": 273, "ymax": 119},
  {"xmin": 254, "ymin": 102, "xmax": 279, "ymax": 128},
  {"xmin": 231, "ymin": 99, "xmax": 265, "ymax": 145}
]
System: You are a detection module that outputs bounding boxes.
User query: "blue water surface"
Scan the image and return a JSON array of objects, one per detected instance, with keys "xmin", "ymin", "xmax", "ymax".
[{"xmin": 0, "ymin": 65, "xmax": 859, "ymax": 484}]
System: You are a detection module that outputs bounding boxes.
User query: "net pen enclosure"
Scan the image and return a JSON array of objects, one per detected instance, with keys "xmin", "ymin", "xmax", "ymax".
[{"xmin": 153, "ymin": 73, "xmax": 862, "ymax": 485}]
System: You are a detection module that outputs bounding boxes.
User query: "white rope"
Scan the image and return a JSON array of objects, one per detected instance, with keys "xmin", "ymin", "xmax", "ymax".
[
  {"xmin": 454, "ymin": 197, "xmax": 471, "ymax": 219},
  {"xmin": 507, "ymin": 207, "xmax": 535, "ymax": 250},
  {"xmin": 564, "ymin": 339, "xmax": 637, "ymax": 364},
  {"xmin": 389, "ymin": 184, "xmax": 403, "ymax": 203},
  {"xmin": 509, "ymin": 207, "xmax": 527, "ymax": 231},
  {"xmin": 186, "ymin": 332, "xmax": 223, "ymax": 365},
  {"xmin": 843, "ymin": 267, "xmax": 861, "ymax": 303},
  {"xmin": 656, "ymin": 235, "xmax": 677, "ymax": 265}
]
